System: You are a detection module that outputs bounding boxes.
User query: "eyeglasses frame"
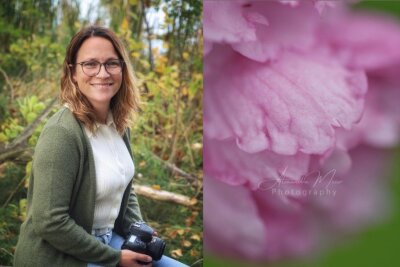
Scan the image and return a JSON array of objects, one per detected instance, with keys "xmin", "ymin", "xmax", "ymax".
[{"xmin": 68, "ymin": 59, "xmax": 124, "ymax": 77}]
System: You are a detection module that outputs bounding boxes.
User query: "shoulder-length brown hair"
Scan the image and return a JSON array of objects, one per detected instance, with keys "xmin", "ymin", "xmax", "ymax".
[{"xmin": 60, "ymin": 25, "xmax": 140, "ymax": 135}]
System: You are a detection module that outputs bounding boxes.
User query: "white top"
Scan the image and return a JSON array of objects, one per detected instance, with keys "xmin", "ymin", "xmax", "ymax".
[{"xmin": 84, "ymin": 112, "xmax": 135, "ymax": 229}]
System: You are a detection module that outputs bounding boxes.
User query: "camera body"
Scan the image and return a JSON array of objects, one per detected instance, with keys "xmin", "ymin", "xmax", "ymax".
[{"xmin": 122, "ymin": 221, "xmax": 166, "ymax": 261}]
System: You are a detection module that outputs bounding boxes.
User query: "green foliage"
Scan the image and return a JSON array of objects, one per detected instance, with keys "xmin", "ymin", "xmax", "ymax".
[
  {"xmin": 0, "ymin": 118, "xmax": 24, "ymax": 143},
  {"xmin": 10, "ymin": 35, "xmax": 64, "ymax": 80},
  {"xmin": 353, "ymin": 0, "xmax": 400, "ymax": 19},
  {"xmin": 17, "ymin": 96, "xmax": 46, "ymax": 124},
  {"xmin": 0, "ymin": 0, "xmax": 56, "ymax": 86},
  {"xmin": 0, "ymin": 95, "xmax": 48, "ymax": 144},
  {"xmin": 0, "ymin": 163, "xmax": 25, "ymax": 205},
  {"xmin": 0, "ymin": 95, "xmax": 8, "ymax": 123},
  {"xmin": 0, "ymin": 204, "xmax": 23, "ymax": 265},
  {"xmin": 0, "ymin": 163, "xmax": 26, "ymax": 265},
  {"xmin": 17, "ymin": 95, "xmax": 49, "ymax": 146}
]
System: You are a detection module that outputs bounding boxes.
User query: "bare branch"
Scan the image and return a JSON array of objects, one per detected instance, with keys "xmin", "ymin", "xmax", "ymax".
[
  {"xmin": 2, "ymin": 174, "xmax": 26, "ymax": 209},
  {"xmin": 0, "ymin": 247, "xmax": 14, "ymax": 258},
  {"xmin": 0, "ymin": 147, "xmax": 26, "ymax": 163},
  {"xmin": 150, "ymin": 153, "xmax": 199, "ymax": 183}
]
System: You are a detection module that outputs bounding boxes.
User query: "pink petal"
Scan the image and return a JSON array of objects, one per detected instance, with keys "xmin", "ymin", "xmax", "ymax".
[
  {"xmin": 203, "ymin": 1, "xmax": 260, "ymax": 44},
  {"xmin": 319, "ymin": 10, "xmax": 400, "ymax": 70},
  {"xmin": 316, "ymin": 146, "xmax": 391, "ymax": 231},
  {"xmin": 204, "ymin": 46, "xmax": 367, "ymax": 155},
  {"xmin": 232, "ymin": 0, "xmax": 319, "ymax": 62},
  {"xmin": 204, "ymin": 146, "xmax": 391, "ymax": 261},
  {"xmin": 279, "ymin": 0, "xmax": 357, "ymax": 12},
  {"xmin": 278, "ymin": 0, "xmax": 300, "ymax": 7},
  {"xmin": 204, "ymin": 176, "xmax": 319, "ymax": 261},
  {"xmin": 204, "ymin": 137, "xmax": 310, "ymax": 190},
  {"xmin": 252, "ymin": 190, "xmax": 319, "ymax": 260},
  {"xmin": 337, "ymin": 76, "xmax": 400, "ymax": 149},
  {"xmin": 204, "ymin": 177, "xmax": 268, "ymax": 259},
  {"xmin": 313, "ymin": 0, "xmax": 337, "ymax": 14}
]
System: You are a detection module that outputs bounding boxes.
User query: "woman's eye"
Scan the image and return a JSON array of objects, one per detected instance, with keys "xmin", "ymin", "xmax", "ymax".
[
  {"xmin": 84, "ymin": 62, "xmax": 99, "ymax": 68},
  {"xmin": 107, "ymin": 61, "xmax": 120, "ymax": 68}
]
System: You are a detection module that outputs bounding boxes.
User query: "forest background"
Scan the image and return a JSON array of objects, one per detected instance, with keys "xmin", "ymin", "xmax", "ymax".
[{"xmin": 0, "ymin": 0, "xmax": 202, "ymax": 266}]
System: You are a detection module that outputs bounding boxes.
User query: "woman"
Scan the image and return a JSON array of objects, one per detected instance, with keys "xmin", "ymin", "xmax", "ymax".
[{"xmin": 14, "ymin": 26, "xmax": 187, "ymax": 267}]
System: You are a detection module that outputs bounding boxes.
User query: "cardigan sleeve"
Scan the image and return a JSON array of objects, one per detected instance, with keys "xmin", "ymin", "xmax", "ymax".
[{"xmin": 31, "ymin": 124, "xmax": 121, "ymax": 266}]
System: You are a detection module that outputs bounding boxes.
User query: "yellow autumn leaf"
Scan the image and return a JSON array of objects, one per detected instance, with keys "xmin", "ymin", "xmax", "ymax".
[
  {"xmin": 193, "ymin": 73, "xmax": 202, "ymax": 80},
  {"xmin": 152, "ymin": 184, "xmax": 161, "ymax": 190},
  {"xmin": 189, "ymin": 198, "xmax": 198, "ymax": 205},
  {"xmin": 168, "ymin": 230, "xmax": 177, "ymax": 239},
  {"xmin": 171, "ymin": 249, "xmax": 183, "ymax": 258},
  {"xmin": 191, "ymin": 143, "xmax": 202, "ymax": 150},
  {"xmin": 190, "ymin": 234, "xmax": 201, "ymax": 241},
  {"xmin": 121, "ymin": 18, "xmax": 129, "ymax": 32},
  {"xmin": 155, "ymin": 64, "xmax": 165, "ymax": 73},
  {"xmin": 182, "ymin": 86, "xmax": 188, "ymax": 96},
  {"xmin": 182, "ymin": 240, "xmax": 192, "ymax": 247},
  {"xmin": 176, "ymin": 229, "xmax": 185, "ymax": 236},
  {"xmin": 74, "ymin": 21, "xmax": 82, "ymax": 30},
  {"xmin": 172, "ymin": 80, "xmax": 179, "ymax": 88},
  {"xmin": 190, "ymin": 249, "xmax": 199, "ymax": 257},
  {"xmin": 171, "ymin": 72, "xmax": 179, "ymax": 79},
  {"xmin": 182, "ymin": 52, "xmax": 189, "ymax": 60},
  {"xmin": 131, "ymin": 51, "xmax": 140, "ymax": 59}
]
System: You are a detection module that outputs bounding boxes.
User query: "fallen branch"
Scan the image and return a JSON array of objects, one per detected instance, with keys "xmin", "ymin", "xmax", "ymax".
[{"xmin": 134, "ymin": 184, "xmax": 197, "ymax": 206}]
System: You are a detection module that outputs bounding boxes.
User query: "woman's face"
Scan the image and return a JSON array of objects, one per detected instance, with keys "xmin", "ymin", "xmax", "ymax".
[{"xmin": 73, "ymin": 36, "xmax": 122, "ymax": 111}]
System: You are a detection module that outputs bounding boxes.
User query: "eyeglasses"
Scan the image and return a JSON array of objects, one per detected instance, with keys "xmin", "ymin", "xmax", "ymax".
[{"xmin": 70, "ymin": 59, "xmax": 124, "ymax": 77}]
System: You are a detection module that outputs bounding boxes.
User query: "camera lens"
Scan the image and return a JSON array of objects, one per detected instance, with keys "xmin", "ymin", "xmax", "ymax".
[{"xmin": 147, "ymin": 237, "xmax": 166, "ymax": 261}]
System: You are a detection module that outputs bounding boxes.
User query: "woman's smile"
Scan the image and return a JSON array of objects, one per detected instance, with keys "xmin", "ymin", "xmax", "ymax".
[{"xmin": 90, "ymin": 82, "xmax": 114, "ymax": 88}]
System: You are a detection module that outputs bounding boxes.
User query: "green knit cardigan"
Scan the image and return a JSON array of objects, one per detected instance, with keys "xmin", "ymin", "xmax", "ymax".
[{"xmin": 14, "ymin": 107, "xmax": 143, "ymax": 267}]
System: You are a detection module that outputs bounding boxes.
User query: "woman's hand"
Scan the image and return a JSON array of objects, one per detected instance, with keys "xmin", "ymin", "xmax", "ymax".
[{"xmin": 119, "ymin": 250, "xmax": 152, "ymax": 267}]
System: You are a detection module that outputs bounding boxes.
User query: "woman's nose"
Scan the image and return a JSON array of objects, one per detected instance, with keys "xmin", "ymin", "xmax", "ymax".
[{"xmin": 96, "ymin": 64, "xmax": 111, "ymax": 77}]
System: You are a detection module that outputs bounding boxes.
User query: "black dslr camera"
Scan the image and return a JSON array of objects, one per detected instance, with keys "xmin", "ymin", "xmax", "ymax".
[{"xmin": 122, "ymin": 221, "xmax": 166, "ymax": 262}]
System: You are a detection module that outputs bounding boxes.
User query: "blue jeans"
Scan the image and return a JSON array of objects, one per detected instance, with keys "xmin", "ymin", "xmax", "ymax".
[{"xmin": 87, "ymin": 229, "xmax": 188, "ymax": 267}]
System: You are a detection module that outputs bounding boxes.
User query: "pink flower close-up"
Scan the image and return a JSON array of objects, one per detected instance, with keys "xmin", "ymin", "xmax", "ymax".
[{"xmin": 204, "ymin": 0, "xmax": 400, "ymax": 262}]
